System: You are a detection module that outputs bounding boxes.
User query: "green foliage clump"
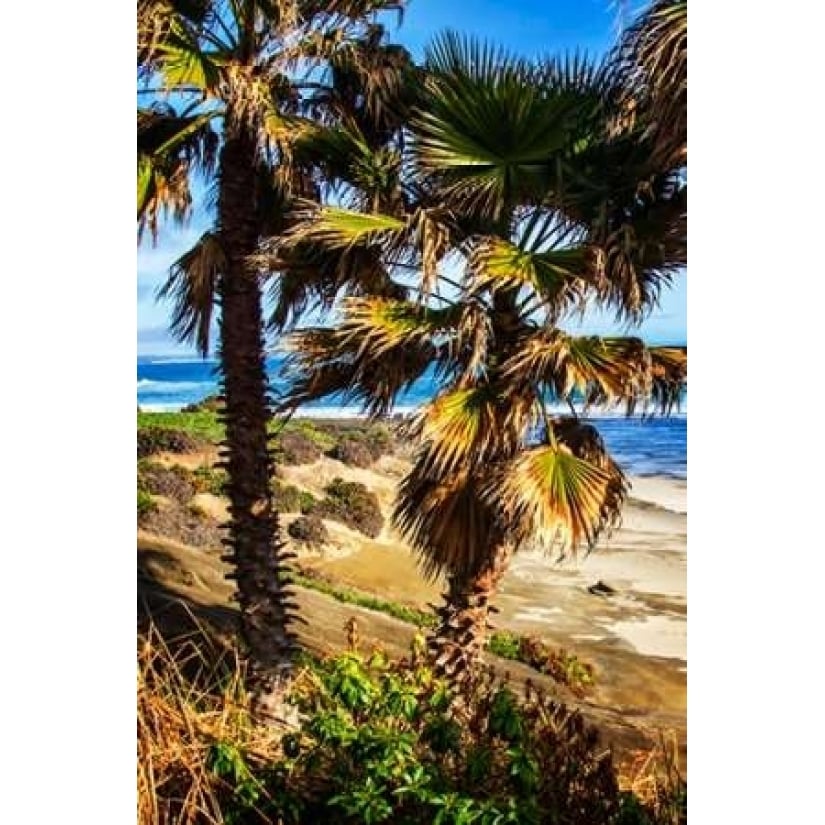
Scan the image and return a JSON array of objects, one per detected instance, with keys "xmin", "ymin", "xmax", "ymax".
[
  {"xmin": 253, "ymin": 649, "xmax": 623, "ymax": 824},
  {"xmin": 138, "ymin": 411, "xmax": 224, "ymax": 444},
  {"xmin": 192, "ymin": 465, "xmax": 229, "ymax": 496},
  {"xmin": 326, "ymin": 424, "xmax": 395, "ymax": 465},
  {"xmin": 182, "ymin": 395, "xmax": 223, "ymax": 413},
  {"xmin": 315, "ymin": 478, "xmax": 384, "ymax": 538},
  {"xmin": 273, "ymin": 431, "xmax": 323, "ymax": 465},
  {"xmin": 272, "ymin": 480, "xmax": 318, "ymax": 514},
  {"xmin": 137, "ymin": 425, "xmax": 205, "ymax": 457},
  {"xmin": 331, "ymin": 437, "xmax": 375, "ymax": 468},
  {"xmin": 488, "ymin": 633, "xmax": 595, "ymax": 695},
  {"xmin": 280, "ymin": 419, "xmax": 338, "ymax": 452},
  {"xmin": 138, "ymin": 489, "xmax": 157, "ymax": 521},
  {"xmin": 137, "ymin": 461, "xmax": 196, "ymax": 504}
]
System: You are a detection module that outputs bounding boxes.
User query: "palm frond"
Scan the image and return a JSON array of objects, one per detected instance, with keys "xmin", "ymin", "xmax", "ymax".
[
  {"xmin": 484, "ymin": 426, "xmax": 626, "ymax": 559},
  {"xmin": 414, "ymin": 32, "xmax": 597, "ymax": 219},
  {"xmin": 394, "ymin": 465, "xmax": 501, "ymax": 581},
  {"xmin": 283, "ymin": 204, "xmax": 406, "ymax": 249},
  {"xmin": 156, "ymin": 231, "xmax": 225, "ymax": 355},
  {"xmin": 587, "ymin": 176, "xmax": 686, "ymax": 320},
  {"xmin": 502, "ymin": 330, "xmax": 646, "ymax": 406},
  {"xmin": 469, "ymin": 236, "xmax": 588, "ymax": 312},
  {"xmin": 277, "ymin": 325, "xmax": 433, "ymax": 417},
  {"xmin": 411, "ymin": 384, "xmax": 533, "ymax": 478},
  {"xmin": 137, "ymin": 105, "xmax": 219, "ymax": 241},
  {"xmin": 613, "ymin": 0, "xmax": 687, "ymax": 168},
  {"xmin": 647, "ymin": 345, "xmax": 687, "ymax": 415}
]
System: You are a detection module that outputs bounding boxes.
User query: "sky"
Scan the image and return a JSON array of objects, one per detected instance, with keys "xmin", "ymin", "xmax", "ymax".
[{"xmin": 137, "ymin": 0, "xmax": 685, "ymax": 355}]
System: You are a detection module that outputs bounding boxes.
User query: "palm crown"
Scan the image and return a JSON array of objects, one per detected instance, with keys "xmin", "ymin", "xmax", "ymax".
[{"xmin": 279, "ymin": 34, "xmax": 686, "ymax": 586}]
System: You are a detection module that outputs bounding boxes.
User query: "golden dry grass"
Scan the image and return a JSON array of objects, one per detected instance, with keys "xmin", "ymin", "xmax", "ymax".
[{"xmin": 137, "ymin": 615, "xmax": 285, "ymax": 825}]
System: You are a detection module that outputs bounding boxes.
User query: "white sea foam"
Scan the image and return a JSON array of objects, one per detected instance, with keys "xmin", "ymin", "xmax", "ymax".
[
  {"xmin": 137, "ymin": 379, "xmax": 216, "ymax": 392},
  {"xmin": 147, "ymin": 357, "xmax": 220, "ymax": 365}
]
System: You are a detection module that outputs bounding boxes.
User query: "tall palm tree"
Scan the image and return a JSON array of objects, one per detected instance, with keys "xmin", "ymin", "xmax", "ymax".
[
  {"xmin": 137, "ymin": 0, "xmax": 407, "ymax": 719},
  {"xmin": 278, "ymin": 33, "xmax": 687, "ymax": 683}
]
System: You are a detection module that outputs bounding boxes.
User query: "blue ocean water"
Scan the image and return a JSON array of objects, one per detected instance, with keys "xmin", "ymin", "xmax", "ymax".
[{"xmin": 138, "ymin": 355, "xmax": 686, "ymax": 478}]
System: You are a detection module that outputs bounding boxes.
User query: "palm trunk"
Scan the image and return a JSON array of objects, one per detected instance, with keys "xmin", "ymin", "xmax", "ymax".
[
  {"xmin": 217, "ymin": 126, "xmax": 298, "ymax": 721},
  {"xmin": 430, "ymin": 540, "xmax": 513, "ymax": 688}
]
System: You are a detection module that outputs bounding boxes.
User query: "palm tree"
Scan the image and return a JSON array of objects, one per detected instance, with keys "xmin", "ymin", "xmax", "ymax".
[
  {"xmin": 277, "ymin": 33, "xmax": 687, "ymax": 684},
  {"xmin": 137, "ymin": 0, "xmax": 408, "ymax": 719}
]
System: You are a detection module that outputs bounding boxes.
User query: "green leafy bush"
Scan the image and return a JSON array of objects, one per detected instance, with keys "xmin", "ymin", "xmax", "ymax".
[
  {"xmin": 331, "ymin": 437, "xmax": 374, "ymax": 468},
  {"xmin": 258, "ymin": 649, "xmax": 622, "ymax": 824},
  {"xmin": 273, "ymin": 432, "xmax": 323, "ymax": 465},
  {"xmin": 315, "ymin": 478, "xmax": 384, "ymax": 538},
  {"xmin": 489, "ymin": 633, "xmax": 595, "ymax": 695}
]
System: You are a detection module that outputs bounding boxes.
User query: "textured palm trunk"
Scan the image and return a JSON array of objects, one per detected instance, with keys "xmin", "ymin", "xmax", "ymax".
[
  {"xmin": 430, "ymin": 540, "xmax": 514, "ymax": 688},
  {"xmin": 217, "ymin": 126, "xmax": 299, "ymax": 722}
]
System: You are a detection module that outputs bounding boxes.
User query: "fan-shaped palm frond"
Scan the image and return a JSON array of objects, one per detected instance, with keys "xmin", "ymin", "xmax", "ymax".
[
  {"xmin": 415, "ymin": 32, "xmax": 600, "ymax": 219},
  {"xmin": 647, "ymin": 345, "xmax": 687, "ymax": 415},
  {"xmin": 484, "ymin": 431, "xmax": 626, "ymax": 559},
  {"xmin": 284, "ymin": 204, "xmax": 406, "ymax": 248},
  {"xmin": 587, "ymin": 177, "xmax": 686, "ymax": 319},
  {"xmin": 469, "ymin": 236, "xmax": 588, "ymax": 312},
  {"xmin": 411, "ymin": 385, "xmax": 534, "ymax": 478},
  {"xmin": 394, "ymin": 465, "xmax": 502, "ymax": 581},
  {"xmin": 502, "ymin": 330, "xmax": 646, "ymax": 406},
  {"xmin": 157, "ymin": 231, "xmax": 225, "ymax": 356}
]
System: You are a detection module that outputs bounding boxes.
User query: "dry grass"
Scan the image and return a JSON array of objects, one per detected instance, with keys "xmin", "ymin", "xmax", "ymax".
[
  {"xmin": 137, "ymin": 615, "xmax": 286, "ymax": 825},
  {"xmin": 617, "ymin": 730, "xmax": 686, "ymax": 824}
]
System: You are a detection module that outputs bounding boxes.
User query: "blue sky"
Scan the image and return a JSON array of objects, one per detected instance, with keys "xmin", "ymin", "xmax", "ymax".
[{"xmin": 137, "ymin": 0, "xmax": 685, "ymax": 355}]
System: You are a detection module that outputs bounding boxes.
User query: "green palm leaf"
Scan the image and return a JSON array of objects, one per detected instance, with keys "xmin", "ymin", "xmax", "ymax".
[
  {"xmin": 470, "ymin": 237, "xmax": 587, "ymax": 309},
  {"xmin": 285, "ymin": 205, "xmax": 406, "ymax": 249},
  {"xmin": 415, "ymin": 32, "xmax": 604, "ymax": 218}
]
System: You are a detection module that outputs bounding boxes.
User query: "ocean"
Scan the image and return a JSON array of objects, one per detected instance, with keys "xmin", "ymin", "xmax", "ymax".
[{"xmin": 138, "ymin": 355, "xmax": 687, "ymax": 479}]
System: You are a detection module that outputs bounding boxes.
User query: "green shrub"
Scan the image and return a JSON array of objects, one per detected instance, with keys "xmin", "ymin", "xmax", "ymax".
[
  {"xmin": 192, "ymin": 465, "xmax": 228, "ymax": 496},
  {"xmin": 137, "ymin": 489, "xmax": 157, "ymax": 521},
  {"xmin": 330, "ymin": 438, "xmax": 374, "ymax": 468},
  {"xmin": 137, "ymin": 426, "xmax": 204, "ymax": 458},
  {"xmin": 137, "ymin": 462, "xmax": 196, "ymax": 503},
  {"xmin": 273, "ymin": 431, "xmax": 323, "ymax": 465},
  {"xmin": 256, "ymin": 649, "xmax": 622, "ymax": 824},
  {"xmin": 315, "ymin": 478, "xmax": 384, "ymax": 538},
  {"xmin": 272, "ymin": 481, "xmax": 318, "ymax": 514},
  {"xmin": 288, "ymin": 515, "xmax": 330, "ymax": 548},
  {"xmin": 182, "ymin": 395, "xmax": 223, "ymax": 413},
  {"xmin": 489, "ymin": 632, "xmax": 595, "ymax": 695},
  {"xmin": 138, "ymin": 411, "xmax": 224, "ymax": 442}
]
